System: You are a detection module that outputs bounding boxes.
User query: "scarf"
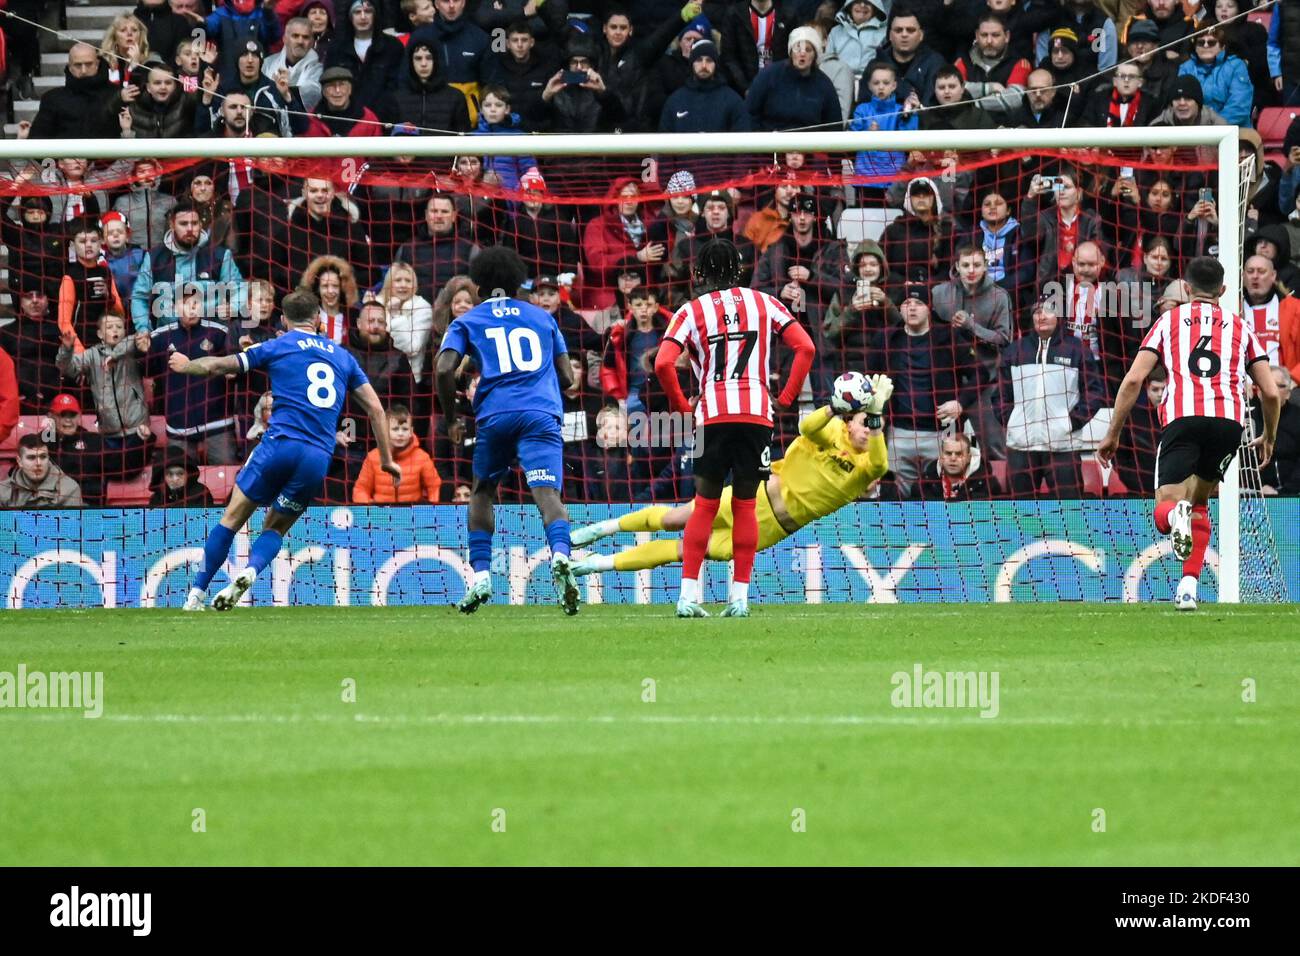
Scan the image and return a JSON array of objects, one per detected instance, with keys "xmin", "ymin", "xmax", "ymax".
[
  {"xmin": 622, "ymin": 214, "xmax": 645, "ymax": 248},
  {"xmin": 1106, "ymin": 87, "xmax": 1142, "ymax": 127}
]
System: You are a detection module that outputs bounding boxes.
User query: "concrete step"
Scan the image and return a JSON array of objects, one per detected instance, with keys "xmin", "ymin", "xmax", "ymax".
[
  {"xmin": 66, "ymin": 7, "xmax": 138, "ymax": 30},
  {"xmin": 50, "ymin": 28, "xmax": 113, "ymax": 52}
]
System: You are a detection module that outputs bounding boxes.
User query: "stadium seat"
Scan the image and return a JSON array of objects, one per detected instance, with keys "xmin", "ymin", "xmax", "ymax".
[
  {"xmin": 0, "ymin": 415, "xmax": 47, "ymax": 459},
  {"xmin": 1247, "ymin": 8, "xmax": 1272, "ymax": 28},
  {"xmin": 105, "ymin": 468, "xmax": 153, "ymax": 507},
  {"xmin": 837, "ymin": 208, "xmax": 903, "ymax": 245},
  {"xmin": 1257, "ymin": 107, "xmax": 1299, "ymax": 152},
  {"xmin": 1081, "ymin": 458, "xmax": 1105, "ymax": 497},
  {"xmin": 989, "ymin": 459, "xmax": 1009, "ymax": 493},
  {"xmin": 199, "ymin": 465, "xmax": 238, "ymax": 504},
  {"xmin": 149, "ymin": 416, "xmax": 168, "ymax": 443}
]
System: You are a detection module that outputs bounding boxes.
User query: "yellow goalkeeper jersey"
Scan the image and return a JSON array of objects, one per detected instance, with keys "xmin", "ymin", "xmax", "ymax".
[{"xmin": 771, "ymin": 406, "xmax": 889, "ymax": 528}]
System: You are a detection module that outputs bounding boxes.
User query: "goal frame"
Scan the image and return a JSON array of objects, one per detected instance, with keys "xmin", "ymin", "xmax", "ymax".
[{"xmin": 0, "ymin": 125, "xmax": 1245, "ymax": 600}]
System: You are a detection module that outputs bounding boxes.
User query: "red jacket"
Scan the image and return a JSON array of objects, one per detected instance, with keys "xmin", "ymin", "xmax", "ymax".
[
  {"xmin": 0, "ymin": 345, "xmax": 17, "ymax": 445},
  {"xmin": 581, "ymin": 176, "xmax": 658, "ymax": 310},
  {"xmin": 599, "ymin": 307, "xmax": 672, "ymax": 400}
]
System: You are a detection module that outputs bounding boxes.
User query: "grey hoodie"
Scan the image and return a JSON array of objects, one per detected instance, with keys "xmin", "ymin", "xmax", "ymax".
[
  {"xmin": 0, "ymin": 460, "xmax": 84, "ymax": 508},
  {"xmin": 56, "ymin": 337, "xmax": 150, "ymax": 437},
  {"xmin": 930, "ymin": 266, "xmax": 1012, "ymax": 372}
]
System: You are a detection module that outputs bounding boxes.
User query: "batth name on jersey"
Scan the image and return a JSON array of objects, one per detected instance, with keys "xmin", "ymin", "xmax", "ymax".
[
  {"xmin": 1182, "ymin": 313, "xmax": 1228, "ymax": 328},
  {"xmin": 296, "ymin": 337, "xmax": 336, "ymax": 354}
]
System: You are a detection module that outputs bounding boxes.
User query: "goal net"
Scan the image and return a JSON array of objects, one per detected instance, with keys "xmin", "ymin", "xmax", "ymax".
[{"xmin": 0, "ymin": 130, "xmax": 1292, "ymax": 608}]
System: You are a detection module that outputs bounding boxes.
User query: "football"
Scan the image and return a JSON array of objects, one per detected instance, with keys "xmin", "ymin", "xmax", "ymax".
[{"xmin": 831, "ymin": 371, "xmax": 871, "ymax": 413}]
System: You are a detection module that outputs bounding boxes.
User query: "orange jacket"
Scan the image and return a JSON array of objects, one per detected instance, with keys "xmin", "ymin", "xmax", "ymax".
[
  {"xmin": 353, "ymin": 440, "xmax": 441, "ymax": 504},
  {"xmin": 1280, "ymin": 295, "xmax": 1300, "ymax": 387}
]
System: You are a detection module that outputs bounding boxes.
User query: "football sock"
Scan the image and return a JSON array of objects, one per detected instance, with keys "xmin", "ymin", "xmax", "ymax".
[
  {"xmin": 1154, "ymin": 500, "xmax": 1175, "ymax": 534},
  {"xmin": 545, "ymin": 519, "xmax": 571, "ymax": 560},
  {"xmin": 681, "ymin": 494, "xmax": 720, "ymax": 585},
  {"xmin": 731, "ymin": 495, "xmax": 758, "ymax": 586},
  {"xmin": 680, "ymin": 577, "xmax": 701, "ymax": 605},
  {"xmin": 247, "ymin": 530, "xmax": 283, "ymax": 575},
  {"xmin": 194, "ymin": 523, "xmax": 236, "ymax": 592},
  {"xmin": 728, "ymin": 581, "xmax": 750, "ymax": 604},
  {"xmin": 468, "ymin": 530, "xmax": 493, "ymax": 574},
  {"xmin": 1183, "ymin": 505, "xmax": 1211, "ymax": 579},
  {"xmin": 612, "ymin": 539, "xmax": 680, "ymax": 572},
  {"xmin": 618, "ymin": 506, "xmax": 669, "ymax": 533}
]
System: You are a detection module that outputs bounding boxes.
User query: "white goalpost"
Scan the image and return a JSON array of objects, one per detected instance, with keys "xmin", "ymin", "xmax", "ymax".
[{"xmin": 2, "ymin": 124, "xmax": 1279, "ymax": 604}]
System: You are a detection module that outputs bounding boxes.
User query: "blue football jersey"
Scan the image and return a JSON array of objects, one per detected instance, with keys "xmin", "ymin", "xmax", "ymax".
[
  {"xmin": 237, "ymin": 329, "xmax": 369, "ymax": 454},
  {"xmin": 439, "ymin": 297, "xmax": 566, "ymax": 422}
]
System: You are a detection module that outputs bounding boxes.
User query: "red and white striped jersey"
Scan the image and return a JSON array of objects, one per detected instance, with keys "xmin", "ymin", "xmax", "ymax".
[
  {"xmin": 664, "ymin": 287, "xmax": 796, "ymax": 426},
  {"xmin": 1139, "ymin": 300, "xmax": 1268, "ymax": 427},
  {"xmin": 1245, "ymin": 295, "xmax": 1284, "ymax": 365}
]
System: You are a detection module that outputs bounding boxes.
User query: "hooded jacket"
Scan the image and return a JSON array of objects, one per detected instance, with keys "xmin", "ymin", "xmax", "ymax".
[
  {"xmin": 546, "ymin": 36, "xmax": 625, "ymax": 134},
  {"xmin": 881, "ymin": 176, "xmax": 954, "ymax": 282},
  {"xmin": 407, "ymin": 13, "xmax": 501, "ymax": 87},
  {"xmin": 1176, "ymin": 49, "xmax": 1254, "ymax": 128},
  {"xmin": 930, "ymin": 265, "xmax": 1013, "ymax": 372},
  {"xmin": 133, "ymin": 1, "xmax": 191, "ymax": 77},
  {"xmin": 582, "ymin": 176, "xmax": 658, "ymax": 308},
  {"xmin": 826, "ymin": 238, "xmax": 899, "ymax": 341},
  {"xmin": 323, "ymin": 8, "xmax": 406, "ymax": 112},
  {"xmin": 0, "ymin": 460, "xmax": 84, "ymax": 508},
  {"xmin": 472, "ymin": 110, "xmax": 537, "ymax": 191},
  {"xmin": 131, "ymin": 229, "xmax": 242, "ymax": 333},
  {"xmin": 112, "ymin": 181, "xmax": 177, "ymax": 251},
  {"xmin": 998, "ymin": 326, "xmax": 1105, "ymax": 452},
  {"xmin": 354, "ymin": 437, "xmax": 441, "ymax": 503},
  {"xmin": 205, "ymin": 3, "xmax": 283, "ymax": 82},
  {"xmin": 55, "ymin": 337, "xmax": 150, "ymax": 437},
  {"xmin": 962, "ymin": 214, "xmax": 1029, "ymax": 296},
  {"xmin": 828, "ymin": 0, "xmax": 890, "ymax": 75},
  {"xmin": 149, "ymin": 453, "xmax": 215, "ymax": 506},
  {"xmin": 29, "ymin": 62, "xmax": 117, "ymax": 140},
  {"xmin": 385, "ymin": 40, "xmax": 471, "ymax": 132}
]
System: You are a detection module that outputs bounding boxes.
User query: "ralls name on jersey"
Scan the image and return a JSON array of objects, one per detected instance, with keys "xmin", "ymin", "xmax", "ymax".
[{"xmin": 296, "ymin": 338, "xmax": 336, "ymax": 354}]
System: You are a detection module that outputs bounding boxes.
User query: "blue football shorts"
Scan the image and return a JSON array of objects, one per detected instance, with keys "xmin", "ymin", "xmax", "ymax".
[
  {"xmin": 473, "ymin": 409, "xmax": 564, "ymax": 489},
  {"xmin": 236, "ymin": 434, "xmax": 334, "ymax": 515}
]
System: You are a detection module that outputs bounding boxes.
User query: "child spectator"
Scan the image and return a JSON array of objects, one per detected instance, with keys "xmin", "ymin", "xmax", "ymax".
[
  {"xmin": 353, "ymin": 404, "xmax": 441, "ymax": 503},
  {"xmin": 828, "ymin": 1, "xmax": 889, "ymax": 77},
  {"xmin": 600, "ymin": 285, "xmax": 669, "ymax": 415},
  {"xmin": 149, "ymin": 450, "xmax": 215, "ymax": 506},
  {"xmin": 55, "ymin": 313, "xmax": 152, "ymax": 444},
  {"xmin": 851, "ymin": 61, "xmax": 920, "ymax": 187},
  {"xmin": 101, "ymin": 212, "xmax": 144, "ymax": 304},
  {"xmin": 58, "ymin": 217, "xmax": 126, "ymax": 352},
  {"xmin": 472, "ymin": 84, "xmax": 539, "ymax": 191}
]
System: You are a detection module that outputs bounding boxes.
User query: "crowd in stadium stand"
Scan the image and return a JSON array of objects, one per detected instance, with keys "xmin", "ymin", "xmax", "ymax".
[{"xmin": 2, "ymin": 0, "xmax": 1300, "ymax": 506}]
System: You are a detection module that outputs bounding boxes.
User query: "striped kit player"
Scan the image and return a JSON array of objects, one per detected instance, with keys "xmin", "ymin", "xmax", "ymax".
[{"xmin": 1099, "ymin": 257, "xmax": 1282, "ymax": 611}]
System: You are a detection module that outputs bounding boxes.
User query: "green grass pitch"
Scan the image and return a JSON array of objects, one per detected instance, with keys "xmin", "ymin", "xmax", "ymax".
[{"xmin": 2, "ymin": 604, "xmax": 1298, "ymax": 866}]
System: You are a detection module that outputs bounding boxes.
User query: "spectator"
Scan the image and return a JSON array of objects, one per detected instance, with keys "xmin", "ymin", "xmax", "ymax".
[
  {"xmin": 1120, "ymin": 0, "xmax": 1194, "ymax": 66},
  {"xmin": 1151, "ymin": 74, "xmax": 1230, "ymax": 128},
  {"xmin": 2, "ymin": 0, "xmax": 43, "ymax": 101},
  {"xmin": 265, "ymin": 16, "xmax": 323, "ymax": 112},
  {"xmin": 1114, "ymin": 362, "xmax": 1166, "ymax": 496},
  {"xmin": 597, "ymin": 7, "xmax": 681, "ymax": 133},
  {"xmin": 1, "ymin": 196, "xmax": 64, "ymax": 300},
  {"xmin": 1212, "ymin": 0, "xmax": 1273, "ymax": 113},
  {"xmin": 496, "ymin": 20, "xmax": 559, "ymax": 132},
  {"xmin": 346, "ymin": 300, "xmax": 416, "ymax": 424},
  {"xmin": 1244, "ymin": 254, "xmax": 1300, "ymax": 378},
  {"xmin": 111, "ymin": 160, "xmax": 177, "ymax": 251},
  {"xmin": 378, "ymin": 261, "xmax": 436, "ymax": 384},
  {"xmin": 144, "ymin": 287, "xmax": 238, "ymax": 464},
  {"xmin": 531, "ymin": 274, "xmax": 603, "ymax": 362},
  {"xmin": 1256, "ymin": 367, "xmax": 1300, "ymax": 494},
  {"xmin": 54, "ymin": 311, "xmax": 151, "ymax": 451},
  {"xmin": 19, "ymin": 158, "xmax": 124, "ymax": 226},
  {"xmin": 998, "ymin": 297, "xmax": 1104, "ymax": 498},
  {"xmin": 1036, "ymin": 27, "xmax": 1089, "ymax": 99},
  {"xmin": 743, "ymin": 177, "xmax": 800, "ymax": 254},
  {"xmin": 583, "ymin": 177, "xmax": 661, "ymax": 309},
  {"xmin": 472, "ymin": 85, "xmax": 539, "ymax": 189},
  {"xmin": 882, "ymin": 177, "xmax": 954, "ymax": 283},
  {"xmin": 116, "ymin": 55, "xmax": 198, "ymax": 140},
  {"xmin": 407, "ymin": 0, "xmax": 502, "ymax": 113},
  {"xmin": 1040, "ymin": 0, "xmax": 1117, "ymax": 74},
  {"xmin": 856, "ymin": 8, "xmax": 945, "ymax": 108},
  {"xmin": 300, "ymin": 254, "xmax": 360, "ymax": 343},
  {"xmin": 829, "ymin": 1, "xmax": 889, "ymax": 77},
  {"xmin": 600, "ymin": 285, "xmax": 669, "ymax": 412},
  {"xmin": 1020, "ymin": 166, "xmax": 1105, "ymax": 289},
  {"xmin": 752, "ymin": 193, "xmax": 847, "ymax": 393},
  {"xmin": 919, "ymin": 64, "xmax": 996, "ymax": 131},
  {"xmin": 324, "ymin": 0, "xmax": 405, "ymax": 113},
  {"xmin": 1247, "ymin": 225, "xmax": 1300, "ymax": 297},
  {"xmin": 1075, "ymin": 61, "xmax": 1159, "ymax": 128},
  {"xmin": 58, "ymin": 218, "xmax": 126, "ymax": 352},
  {"xmin": 186, "ymin": 169, "xmax": 237, "ymax": 262},
  {"xmin": 387, "ymin": 40, "xmax": 472, "ymax": 133},
  {"xmin": 665, "ymin": 189, "xmax": 755, "ymax": 305},
  {"xmin": 911, "ymin": 431, "xmax": 995, "ymax": 500},
  {"xmin": 231, "ymin": 279, "xmax": 280, "ymax": 357},
  {"xmin": 851, "ymin": 60, "xmax": 920, "ymax": 185},
  {"xmin": 132, "ymin": 202, "xmax": 243, "ymax": 333},
  {"xmin": 206, "ymin": 0, "xmax": 283, "ymax": 82},
  {"xmin": 394, "ymin": 193, "xmax": 479, "ymax": 302},
  {"xmin": 660, "ymin": 39, "xmax": 749, "ymax": 133},
  {"xmin": 746, "ymin": 26, "xmax": 842, "ymax": 131},
  {"xmin": 513, "ymin": 171, "xmax": 580, "ymax": 280},
  {"xmin": 431, "ymin": 274, "xmax": 479, "ymax": 340},
  {"xmin": 654, "ymin": 14, "xmax": 713, "ymax": 104},
  {"xmin": 1176, "ymin": 25, "xmax": 1253, "ymax": 127},
  {"xmin": 595, "ymin": 264, "xmax": 649, "ymax": 331},
  {"xmin": 1269, "ymin": 0, "xmax": 1300, "ymax": 107},
  {"xmin": 302, "ymin": 0, "xmax": 338, "ymax": 59},
  {"xmin": 0, "ymin": 346, "xmax": 16, "ymax": 445},
  {"xmin": 303, "ymin": 65, "xmax": 386, "ymax": 137},
  {"xmin": 353, "ymin": 404, "xmax": 441, "ymax": 502},
  {"xmin": 542, "ymin": 33, "xmax": 624, "ymax": 133},
  {"xmin": 0, "ymin": 291, "xmax": 62, "ymax": 411},
  {"xmin": 148, "ymin": 450, "xmax": 216, "ymax": 506},
  {"xmin": 45, "ymin": 392, "xmax": 155, "ymax": 505},
  {"xmin": 1113, "ymin": 173, "xmax": 1184, "ymax": 271},
  {"xmin": 0, "ymin": 436, "xmax": 85, "ymax": 508},
  {"xmin": 1003, "ymin": 67, "xmax": 1066, "ymax": 128},
  {"xmin": 825, "ymin": 239, "xmax": 900, "ymax": 369},
  {"xmin": 963, "ymin": 185, "xmax": 1031, "ymax": 304},
  {"xmin": 932, "ymin": 244, "xmax": 1013, "ymax": 457},
  {"xmin": 721, "ymin": 0, "xmax": 792, "ymax": 93},
  {"xmin": 198, "ymin": 90, "xmax": 267, "ymax": 138},
  {"xmin": 1121, "ymin": 18, "xmax": 1177, "ymax": 105},
  {"xmin": 954, "ymin": 12, "xmax": 1032, "ymax": 115},
  {"xmin": 100, "ymin": 13, "xmax": 151, "ymax": 87},
  {"xmin": 173, "ymin": 35, "xmax": 205, "ymax": 95},
  {"xmin": 262, "ymin": 177, "xmax": 374, "ymax": 292},
  {"xmin": 212, "ymin": 39, "xmax": 305, "ymax": 139},
  {"xmin": 869, "ymin": 282, "xmax": 981, "ymax": 498},
  {"xmin": 101, "ymin": 213, "xmax": 146, "ymax": 305}
]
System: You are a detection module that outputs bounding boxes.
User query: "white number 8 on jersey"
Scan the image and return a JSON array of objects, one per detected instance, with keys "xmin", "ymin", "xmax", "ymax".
[{"xmin": 307, "ymin": 361, "xmax": 338, "ymax": 408}]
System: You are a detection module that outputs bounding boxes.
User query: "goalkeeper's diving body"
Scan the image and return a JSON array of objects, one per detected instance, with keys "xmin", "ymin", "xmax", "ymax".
[{"xmin": 572, "ymin": 373, "xmax": 894, "ymax": 581}]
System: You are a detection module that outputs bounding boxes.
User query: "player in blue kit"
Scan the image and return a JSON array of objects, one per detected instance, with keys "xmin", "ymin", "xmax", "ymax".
[
  {"xmin": 435, "ymin": 247, "xmax": 580, "ymax": 615},
  {"xmin": 170, "ymin": 289, "xmax": 400, "ymax": 611}
]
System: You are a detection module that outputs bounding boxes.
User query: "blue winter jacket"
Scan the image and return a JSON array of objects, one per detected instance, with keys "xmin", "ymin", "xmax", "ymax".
[
  {"xmin": 471, "ymin": 112, "xmax": 537, "ymax": 192},
  {"xmin": 850, "ymin": 94, "xmax": 916, "ymax": 179},
  {"xmin": 1177, "ymin": 51, "xmax": 1254, "ymax": 127}
]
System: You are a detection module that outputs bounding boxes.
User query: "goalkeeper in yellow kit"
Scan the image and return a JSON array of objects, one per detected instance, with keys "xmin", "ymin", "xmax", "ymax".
[{"xmin": 571, "ymin": 374, "xmax": 894, "ymax": 576}]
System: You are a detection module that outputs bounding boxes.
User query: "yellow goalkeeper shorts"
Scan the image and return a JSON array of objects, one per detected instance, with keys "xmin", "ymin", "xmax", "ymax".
[{"xmin": 706, "ymin": 485, "xmax": 790, "ymax": 561}]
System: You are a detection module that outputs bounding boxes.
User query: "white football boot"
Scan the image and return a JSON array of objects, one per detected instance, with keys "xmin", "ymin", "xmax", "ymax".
[
  {"xmin": 552, "ymin": 554, "xmax": 581, "ymax": 616},
  {"xmin": 212, "ymin": 568, "xmax": 256, "ymax": 611},
  {"xmin": 1170, "ymin": 500, "xmax": 1194, "ymax": 561},
  {"xmin": 1174, "ymin": 575, "xmax": 1198, "ymax": 612},
  {"xmin": 182, "ymin": 588, "xmax": 207, "ymax": 612}
]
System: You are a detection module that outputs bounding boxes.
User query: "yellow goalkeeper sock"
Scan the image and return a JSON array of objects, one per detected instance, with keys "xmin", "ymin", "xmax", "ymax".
[
  {"xmin": 613, "ymin": 538, "xmax": 681, "ymax": 572},
  {"xmin": 617, "ymin": 505, "xmax": 670, "ymax": 533}
]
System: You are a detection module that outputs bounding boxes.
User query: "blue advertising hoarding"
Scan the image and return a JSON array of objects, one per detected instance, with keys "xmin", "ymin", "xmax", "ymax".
[{"xmin": 1, "ymin": 501, "xmax": 1296, "ymax": 609}]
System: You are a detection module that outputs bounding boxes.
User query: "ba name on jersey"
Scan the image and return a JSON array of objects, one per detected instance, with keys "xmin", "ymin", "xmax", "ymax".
[{"xmin": 665, "ymin": 287, "xmax": 795, "ymax": 426}]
